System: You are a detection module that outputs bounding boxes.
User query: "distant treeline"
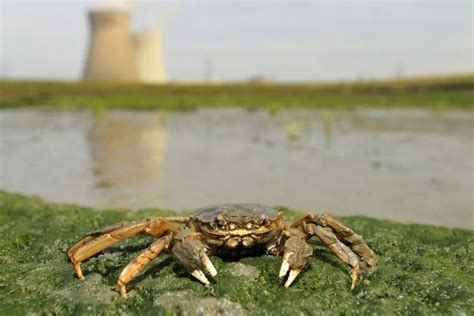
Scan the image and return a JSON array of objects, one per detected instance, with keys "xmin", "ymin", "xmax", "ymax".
[{"xmin": 1, "ymin": 74, "xmax": 473, "ymax": 110}]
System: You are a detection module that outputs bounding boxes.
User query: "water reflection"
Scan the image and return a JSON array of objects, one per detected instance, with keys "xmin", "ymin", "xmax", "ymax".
[
  {"xmin": 0, "ymin": 108, "xmax": 472, "ymax": 228},
  {"xmin": 322, "ymin": 110, "xmax": 333, "ymax": 149},
  {"xmin": 87, "ymin": 112, "xmax": 167, "ymax": 208}
]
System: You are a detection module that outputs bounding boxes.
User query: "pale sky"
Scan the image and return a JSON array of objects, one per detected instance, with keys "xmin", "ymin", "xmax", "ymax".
[{"xmin": 1, "ymin": 0, "xmax": 472, "ymax": 82}]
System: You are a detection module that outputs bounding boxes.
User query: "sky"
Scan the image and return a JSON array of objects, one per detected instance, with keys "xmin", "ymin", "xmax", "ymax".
[{"xmin": 0, "ymin": 0, "xmax": 472, "ymax": 82}]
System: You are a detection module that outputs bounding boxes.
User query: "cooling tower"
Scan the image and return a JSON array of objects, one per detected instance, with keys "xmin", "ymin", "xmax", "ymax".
[
  {"xmin": 83, "ymin": 10, "xmax": 138, "ymax": 81},
  {"xmin": 132, "ymin": 30, "xmax": 167, "ymax": 83}
]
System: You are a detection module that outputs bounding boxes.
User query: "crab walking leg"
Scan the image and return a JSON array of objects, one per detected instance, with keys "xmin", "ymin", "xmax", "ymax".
[
  {"xmin": 317, "ymin": 214, "xmax": 379, "ymax": 272},
  {"xmin": 304, "ymin": 223, "xmax": 361, "ymax": 289},
  {"xmin": 293, "ymin": 214, "xmax": 379, "ymax": 273},
  {"xmin": 117, "ymin": 235, "xmax": 172, "ymax": 298},
  {"xmin": 279, "ymin": 231, "xmax": 313, "ymax": 288},
  {"xmin": 66, "ymin": 235, "xmax": 97, "ymax": 279},
  {"xmin": 67, "ymin": 218, "xmax": 182, "ymax": 280},
  {"xmin": 172, "ymin": 231, "xmax": 217, "ymax": 285}
]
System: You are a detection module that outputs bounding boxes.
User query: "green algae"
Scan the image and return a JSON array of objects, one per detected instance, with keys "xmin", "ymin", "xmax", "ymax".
[
  {"xmin": 0, "ymin": 191, "xmax": 473, "ymax": 315},
  {"xmin": 1, "ymin": 75, "xmax": 473, "ymax": 110}
]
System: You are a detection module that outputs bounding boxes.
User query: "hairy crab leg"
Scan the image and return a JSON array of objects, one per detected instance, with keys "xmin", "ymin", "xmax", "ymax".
[
  {"xmin": 67, "ymin": 218, "xmax": 184, "ymax": 280},
  {"xmin": 171, "ymin": 231, "xmax": 217, "ymax": 285},
  {"xmin": 118, "ymin": 235, "xmax": 173, "ymax": 298}
]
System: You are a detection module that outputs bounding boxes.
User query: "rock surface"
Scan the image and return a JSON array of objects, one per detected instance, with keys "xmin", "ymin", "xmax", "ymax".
[
  {"xmin": 154, "ymin": 290, "xmax": 244, "ymax": 316},
  {"xmin": 228, "ymin": 263, "xmax": 261, "ymax": 281}
]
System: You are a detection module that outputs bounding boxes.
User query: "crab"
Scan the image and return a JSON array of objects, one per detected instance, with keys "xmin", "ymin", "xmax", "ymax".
[{"xmin": 67, "ymin": 203, "xmax": 378, "ymax": 298}]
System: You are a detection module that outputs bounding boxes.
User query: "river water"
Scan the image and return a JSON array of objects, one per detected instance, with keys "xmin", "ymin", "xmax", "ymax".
[{"xmin": 0, "ymin": 108, "xmax": 472, "ymax": 228}]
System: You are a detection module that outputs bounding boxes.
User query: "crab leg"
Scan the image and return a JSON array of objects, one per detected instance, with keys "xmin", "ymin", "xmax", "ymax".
[
  {"xmin": 303, "ymin": 222, "xmax": 362, "ymax": 289},
  {"xmin": 117, "ymin": 235, "xmax": 173, "ymax": 298},
  {"xmin": 172, "ymin": 232, "xmax": 217, "ymax": 285},
  {"xmin": 294, "ymin": 213, "xmax": 378, "ymax": 273},
  {"xmin": 67, "ymin": 218, "xmax": 184, "ymax": 280},
  {"xmin": 316, "ymin": 214, "xmax": 379, "ymax": 272}
]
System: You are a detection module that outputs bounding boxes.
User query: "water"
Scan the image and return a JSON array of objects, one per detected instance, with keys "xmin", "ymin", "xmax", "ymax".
[{"xmin": 0, "ymin": 108, "xmax": 472, "ymax": 229}]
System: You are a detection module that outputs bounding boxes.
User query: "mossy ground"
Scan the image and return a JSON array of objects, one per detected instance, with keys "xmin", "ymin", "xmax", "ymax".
[{"xmin": 0, "ymin": 191, "xmax": 472, "ymax": 315}]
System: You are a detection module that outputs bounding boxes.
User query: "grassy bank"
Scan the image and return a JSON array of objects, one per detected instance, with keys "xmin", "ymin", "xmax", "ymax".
[
  {"xmin": 0, "ymin": 191, "xmax": 472, "ymax": 315},
  {"xmin": 1, "ymin": 75, "xmax": 473, "ymax": 110}
]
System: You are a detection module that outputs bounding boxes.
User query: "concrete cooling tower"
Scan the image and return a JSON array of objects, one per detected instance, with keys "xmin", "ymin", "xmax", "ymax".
[
  {"xmin": 132, "ymin": 30, "xmax": 166, "ymax": 83},
  {"xmin": 83, "ymin": 10, "xmax": 138, "ymax": 81}
]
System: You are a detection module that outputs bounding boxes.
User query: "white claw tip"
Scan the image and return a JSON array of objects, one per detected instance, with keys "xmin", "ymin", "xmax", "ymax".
[
  {"xmin": 279, "ymin": 260, "xmax": 290, "ymax": 278},
  {"xmin": 284, "ymin": 269, "xmax": 301, "ymax": 288},
  {"xmin": 203, "ymin": 256, "xmax": 218, "ymax": 277},
  {"xmin": 191, "ymin": 269, "xmax": 210, "ymax": 285}
]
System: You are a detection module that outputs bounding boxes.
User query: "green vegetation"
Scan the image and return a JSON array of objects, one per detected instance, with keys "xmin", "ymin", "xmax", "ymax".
[
  {"xmin": 1, "ymin": 75, "xmax": 473, "ymax": 110},
  {"xmin": 0, "ymin": 191, "xmax": 472, "ymax": 315}
]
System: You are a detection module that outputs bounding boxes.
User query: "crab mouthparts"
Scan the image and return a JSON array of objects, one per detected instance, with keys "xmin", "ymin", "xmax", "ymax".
[
  {"xmin": 225, "ymin": 235, "xmax": 255, "ymax": 248},
  {"xmin": 228, "ymin": 228, "xmax": 254, "ymax": 237}
]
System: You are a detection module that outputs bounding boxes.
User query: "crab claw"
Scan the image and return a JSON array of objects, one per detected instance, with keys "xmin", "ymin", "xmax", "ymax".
[
  {"xmin": 279, "ymin": 259, "xmax": 290, "ymax": 278},
  {"xmin": 202, "ymin": 253, "xmax": 218, "ymax": 277},
  {"xmin": 285, "ymin": 268, "xmax": 302, "ymax": 288},
  {"xmin": 279, "ymin": 236, "xmax": 313, "ymax": 287},
  {"xmin": 191, "ymin": 269, "xmax": 210, "ymax": 285},
  {"xmin": 172, "ymin": 238, "xmax": 217, "ymax": 285}
]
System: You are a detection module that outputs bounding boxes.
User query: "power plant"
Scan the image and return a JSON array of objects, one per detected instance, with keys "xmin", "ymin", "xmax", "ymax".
[
  {"xmin": 132, "ymin": 30, "xmax": 166, "ymax": 83},
  {"xmin": 83, "ymin": 9, "xmax": 166, "ymax": 83}
]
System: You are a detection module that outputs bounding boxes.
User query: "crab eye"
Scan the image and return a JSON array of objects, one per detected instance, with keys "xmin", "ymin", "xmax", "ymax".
[
  {"xmin": 213, "ymin": 215, "xmax": 226, "ymax": 228},
  {"xmin": 229, "ymin": 223, "xmax": 237, "ymax": 230},
  {"xmin": 257, "ymin": 215, "xmax": 267, "ymax": 226},
  {"xmin": 246, "ymin": 223, "xmax": 253, "ymax": 229}
]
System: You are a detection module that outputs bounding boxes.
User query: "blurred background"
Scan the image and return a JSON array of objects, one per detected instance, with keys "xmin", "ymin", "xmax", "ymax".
[
  {"xmin": 0, "ymin": 0, "xmax": 472, "ymax": 228},
  {"xmin": 1, "ymin": 0, "xmax": 472, "ymax": 81}
]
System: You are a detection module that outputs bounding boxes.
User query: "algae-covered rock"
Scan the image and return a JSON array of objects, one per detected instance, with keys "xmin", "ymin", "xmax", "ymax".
[
  {"xmin": 228, "ymin": 263, "xmax": 261, "ymax": 281},
  {"xmin": 0, "ymin": 191, "xmax": 473, "ymax": 315},
  {"xmin": 196, "ymin": 297, "xmax": 244, "ymax": 316},
  {"xmin": 153, "ymin": 291, "xmax": 244, "ymax": 316}
]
